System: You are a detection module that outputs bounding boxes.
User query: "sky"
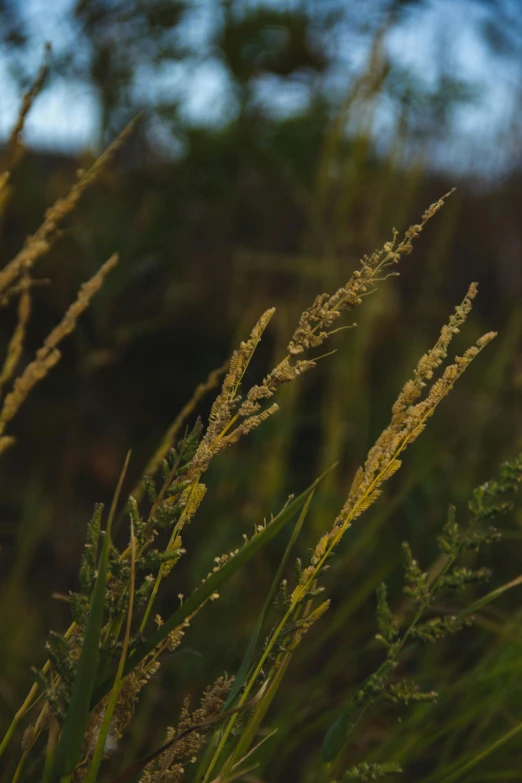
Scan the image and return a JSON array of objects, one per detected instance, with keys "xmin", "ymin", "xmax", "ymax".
[{"xmin": 0, "ymin": 0, "xmax": 520, "ymax": 178}]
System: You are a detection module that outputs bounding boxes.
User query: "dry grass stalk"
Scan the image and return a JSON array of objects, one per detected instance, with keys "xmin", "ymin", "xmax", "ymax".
[
  {"xmin": 0, "ymin": 114, "xmax": 140, "ymax": 298},
  {"xmin": 188, "ymin": 191, "xmax": 454, "ymax": 485},
  {"xmin": 132, "ymin": 360, "xmax": 229, "ymax": 505},
  {"xmin": 0, "ymin": 254, "xmax": 118, "ymax": 452},
  {"xmin": 0, "ymin": 91, "xmax": 139, "ymax": 459},
  {"xmin": 0, "ymin": 276, "xmax": 49, "ymax": 309},
  {"xmin": 291, "ymin": 283, "xmax": 497, "ymax": 599},
  {"xmin": 0, "ymin": 276, "xmax": 31, "ymax": 394},
  {"xmin": 1, "ymin": 43, "xmax": 51, "ymax": 176},
  {"xmin": 335, "ymin": 284, "xmax": 495, "ymax": 532}
]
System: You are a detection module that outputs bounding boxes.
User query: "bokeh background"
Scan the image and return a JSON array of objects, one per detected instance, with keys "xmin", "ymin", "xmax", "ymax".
[{"xmin": 1, "ymin": 1, "xmax": 522, "ymax": 780}]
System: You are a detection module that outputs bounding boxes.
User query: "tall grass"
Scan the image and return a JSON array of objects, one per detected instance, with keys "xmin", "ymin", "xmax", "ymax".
[{"xmin": 1, "ymin": 57, "xmax": 522, "ymax": 783}]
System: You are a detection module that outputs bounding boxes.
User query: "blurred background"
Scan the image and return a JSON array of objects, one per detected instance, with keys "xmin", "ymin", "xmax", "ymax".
[{"xmin": 1, "ymin": 1, "xmax": 522, "ymax": 780}]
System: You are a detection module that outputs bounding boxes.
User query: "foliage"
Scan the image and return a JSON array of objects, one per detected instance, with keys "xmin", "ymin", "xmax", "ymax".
[{"xmin": 1, "ymin": 25, "xmax": 522, "ymax": 783}]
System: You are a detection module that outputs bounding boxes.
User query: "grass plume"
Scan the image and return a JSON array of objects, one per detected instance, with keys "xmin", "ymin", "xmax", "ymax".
[{"xmin": 1, "ymin": 70, "xmax": 520, "ymax": 783}]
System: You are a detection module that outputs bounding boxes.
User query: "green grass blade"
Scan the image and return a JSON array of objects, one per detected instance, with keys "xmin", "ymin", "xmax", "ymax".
[
  {"xmin": 457, "ymin": 574, "xmax": 522, "ymax": 620},
  {"xmin": 92, "ymin": 464, "xmax": 337, "ymax": 708},
  {"xmin": 223, "ymin": 489, "xmax": 315, "ymax": 710},
  {"xmin": 322, "ymin": 699, "xmax": 357, "ymax": 764},
  {"xmin": 53, "ymin": 453, "xmax": 130, "ymax": 780},
  {"xmin": 42, "ymin": 720, "xmax": 60, "ymax": 783},
  {"xmin": 322, "ymin": 660, "xmax": 393, "ymax": 763},
  {"xmin": 229, "ymin": 650, "xmax": 290, "ymax": 771},
  {"xmin": 53, "ymin": 518, "xmax": 110, "ymax": 778},
  {"xmin": 83, "ymin": 520, "xmax": 137, "ymax": 783},
  {"xmin": 441, "ymin": 721, "xmax": 522, "ymax": 782}
]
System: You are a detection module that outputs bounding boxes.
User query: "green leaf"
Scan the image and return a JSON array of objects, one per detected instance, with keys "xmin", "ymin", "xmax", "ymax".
[
  {"xmin": 83, "ymin": 521, "xmax": 137, "ymax": 783},
  {"xmin": 322, "ymin": 701, "xmax": 357, "ymax": 764},
  {"xmin": 92, "ymin": 464, "xmax": 337, "ymax": 708},
  {"xmin": 223, "ymin": 489, "xmax": 315, "ymax": 711},
  {"xmin": 53, "ymin": 525, "xmax": 110, "ymax": 778},
  {"xmin": 457, "ymin": 574, "xmax": 522, "ymax": 620},
  {"xmin": 322, "ymin": 660, "xmax": 394, "ymax": 763},
  {"xmin": 53, "ymin": 453, "xmax": 130, "ymax": 780},
  {"xmin": 441, "ymin": 721, "xmax": 522, "ymax": 782}
]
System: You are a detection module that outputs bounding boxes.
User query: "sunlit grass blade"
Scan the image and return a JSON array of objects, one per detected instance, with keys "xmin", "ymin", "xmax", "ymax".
[
  {"xmin": 92, "ymin": 464, "xmax": 337, "ymax": 708},
  {"xmin": 214, "ymin": 729, "xmax": 277, "ymax": 783},
  {"xmin": 53, "ymin": 452, "xmax": 130, "ymax": 781},
  {"xmin": 224, "ymin": 569, "xmax": 323, "ymax": 774},
  {"xmin": 223, "ymin": 489, "xmax": 315, "ymax": 710},
  {"xmin": 228, "ymin": 650, "xmax": 290, "ymax": 771}
]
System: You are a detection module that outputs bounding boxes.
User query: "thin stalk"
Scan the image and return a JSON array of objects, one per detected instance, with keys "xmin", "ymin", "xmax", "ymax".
[
  {"xmin": 11, "ymin": 745, "xmax": 32, "ymax": 783},
  {"xmin": 42, "ymin": 719, "xmax": 60, "ymax": 783},
  {"xmin": 9, "ymin": 704, "xmax": 49, "ymax": 783},
  {"xmin": 139, "ymin": 478, "xmax": 200, "ymax": 633},
  {"xmin": 0, "ymin": 622, "xmax": 76, "ymax": 758},
  {"xmin": 84, "ymin": 521, "xmax": 137, "ymax": 783}
]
